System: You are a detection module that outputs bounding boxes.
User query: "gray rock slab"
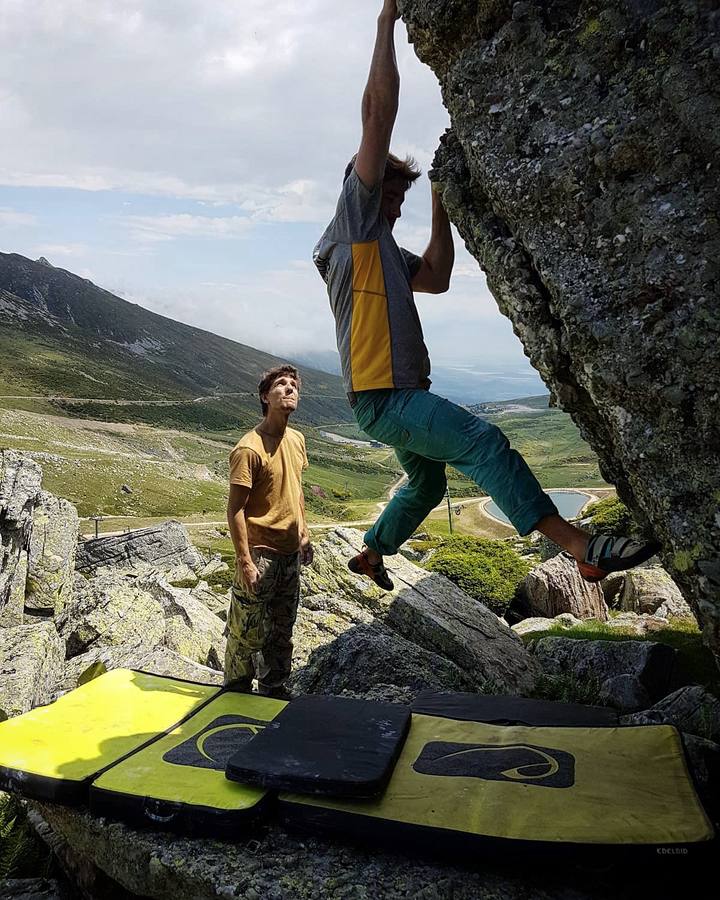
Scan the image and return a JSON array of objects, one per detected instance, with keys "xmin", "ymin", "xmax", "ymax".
[
  {"xmin": 132, "ymin": 648, "xmax": 224, "ymax": 685},
  {"xmin": 290, "ymin": 622, "xmax": 477, "ymax": 703},
  {"xmin": 0, "ymin": 880, "xmax": 64, "ymax": 900},
  {"xmin": 75, "ymin": 521, "xmax": 206, "ymax": 576},
  {"xmin": 30, "ymin": 802, "xmax": 626, "ymax": 900},
  {"xmin": 680, "ymin": 733, "xmax": 720, "ymax": 818},
  {"xmin": 621, "ymin": 684, "xmax": 720, "ymax": 743},
  {"xmin": 512, "ymin": 613, "xmax": 583, "ymax": 637},
  {"xmin": 136, "ymin": 572, "xmax": 226, "ymax": 669},
  {"xmin": 335, "ymin": 528, "xmax": 539, "ymax": 693},
  {"xmin": 520, "ymin": 553, "xmax": 608, "ymax": 621},
  {"xmin": 598, "ymin": 674, "xmax": 651, "ymax": 713},
  {"xmin": 0, "ymin": 622, "xmax": 64, "ymax": 717},
  {"xmin": 532, "ymin": 636, "xmax": 676, "ymax": 701},
  {"xmin": 1, "ymin": 450, "xmax": 42, "ymax": 625},
  {"xmin": 620, "ymin": 566, "xmax": 693, "ymax": 619},
  {"xmin": 56, "ymin": 574, "xmax": 165, "ymax": 661},
  {"xmin": 25, "ymin": 491, "xmax": 79, "ymax": 615}
]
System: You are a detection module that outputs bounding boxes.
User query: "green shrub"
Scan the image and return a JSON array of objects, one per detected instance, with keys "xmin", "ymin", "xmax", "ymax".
[
  {"xmin": 425, "ymin": 536, "xmax": 531, "ymax": 616},
  {"xmin": 0, "ymin": 793, "xmax": 52, "ymax": 879},
  {"xmin": 584, "ymin": 496, "xmax": 636, "ymax": 536}
]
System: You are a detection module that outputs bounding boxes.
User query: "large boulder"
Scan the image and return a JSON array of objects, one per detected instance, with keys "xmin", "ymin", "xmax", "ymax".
[
  {"xmin": 24, "ymin": 491, "xmax": 79, "ymax": 616},
  {"xmin": 621, "ymin": 684, "xmax": 720, "ymax": 744},
  {"xmin": 54, "ymin": 571, "xmax": 226, "ymax": 692},
  {"xmin": 75, "ymin": 521, "xmax": 206, "ymax": 577},
  {"xmin": 136, "ymin": 572, "xmax": 226, "ymax": 669},
  {"xmin": 519, "ymin": 554, "xmax": 608, "ymax": 621},
  {"xmin": 0, "ymin": 450, "xmax": 42, "ymax": 625},
  {"xmin": 295, "ymin": 528, "xmax": 539, "ymax": 695},
  {"xmin": 290, "ymin": 623, "xmax": 476, "ymax": 703},
  {"xmin": 531, "ymin": 636, "xmax": 677, "ymax": 703},
  {"xmin": 402, "ymin": 0, "xmax": 720, "ymax": 655},
  {"xmin": 56, "ymin": 574, "xmax": 165, "ymax": 663},
  {"xmin": 0, "ymin": 622, "xmax": 64, "ymax": 717},
  {"xmin": 511, "ymin": 613, "xmax": 582, "ymax": 637},
  {"xmin": 619, "ymin": 566, "xmax": 695, "ymax": 619}
]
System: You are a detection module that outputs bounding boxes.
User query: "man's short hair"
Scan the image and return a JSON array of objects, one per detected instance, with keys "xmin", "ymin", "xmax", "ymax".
[
  {"xmin": 258, "ymin": 364, "xmax": 301, "ymax": 415},
  {"xmin": 344, "ymin": 152, "xmax": 422, "ymax": 191}
]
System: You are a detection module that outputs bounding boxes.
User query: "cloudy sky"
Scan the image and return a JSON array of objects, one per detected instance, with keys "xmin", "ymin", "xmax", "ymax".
[{"xmin": 0, "ymin": 0, "xmax": 543, "ymax": 390}]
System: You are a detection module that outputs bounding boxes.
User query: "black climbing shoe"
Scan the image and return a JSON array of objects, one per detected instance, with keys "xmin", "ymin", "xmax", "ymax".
[{"xmin": 579, "ymin": 534, "xmax": 661, "ymax": 583}]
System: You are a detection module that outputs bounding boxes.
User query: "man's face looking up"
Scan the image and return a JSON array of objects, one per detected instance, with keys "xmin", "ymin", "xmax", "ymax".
[
  {"xmin": 264, "ymin": 375, "xmax": 299, "ymax": 414},
  {"xmin": 381, "ymin": 179, "xmax": 407, "ymax": 231}
]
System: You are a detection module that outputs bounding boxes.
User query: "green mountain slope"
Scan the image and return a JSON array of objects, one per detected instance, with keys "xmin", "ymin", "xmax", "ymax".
[{"xmin": 0, "ymin": 252, "xmax": 351, "ymax": 428}]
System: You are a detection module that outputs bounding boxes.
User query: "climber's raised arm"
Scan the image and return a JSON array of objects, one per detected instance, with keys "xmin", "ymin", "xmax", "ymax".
[
  {"xmin": 412, "ymin": 186, "xmax": 455, "ymax": 294},
  {"xmin": 354, "ymin": 0, "xmax": 401, "ymax": 190}
]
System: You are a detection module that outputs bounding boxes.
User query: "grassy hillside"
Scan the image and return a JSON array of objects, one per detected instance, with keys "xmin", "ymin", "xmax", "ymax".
[
  {"xmin": 0, "ymin": 253, "xmax": 352, "ymax": 428},
  {"xmin": 0, "ymin": 407, "xmax": 400, "ymax": 524}
]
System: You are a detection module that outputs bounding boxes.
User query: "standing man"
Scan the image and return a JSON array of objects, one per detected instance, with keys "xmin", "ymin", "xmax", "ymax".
[
  {"xmin": 313, "ymin": 0, "xmax": 658, "ymax": 589},
  {"xmin": 225, "ymin": 365, "xmax": 312, "ymax": 699}
]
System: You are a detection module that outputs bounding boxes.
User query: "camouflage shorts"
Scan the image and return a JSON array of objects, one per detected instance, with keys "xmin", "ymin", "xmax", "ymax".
[{"xmin": 224, "ymin": 547, "xmax": 300, "ymax": 690}]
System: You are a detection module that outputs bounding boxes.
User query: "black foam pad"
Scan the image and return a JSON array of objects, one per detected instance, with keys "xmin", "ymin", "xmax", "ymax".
[
  {"xmin": 411, "ymin": 692, "xmax": 618, "ymax": 727},
  {"xmin": 225, "ymin": 695, "xmax": 411, "ymax": 798}
]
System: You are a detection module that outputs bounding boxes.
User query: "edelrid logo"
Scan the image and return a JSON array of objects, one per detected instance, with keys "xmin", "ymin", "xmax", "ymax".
[
  {"xmin": 163, "ymin": 715, "xmax": 266, "ymax": 770},
  {"xmin": 412, "ymin": 741, "xmax": 575, "ymax": 788}
]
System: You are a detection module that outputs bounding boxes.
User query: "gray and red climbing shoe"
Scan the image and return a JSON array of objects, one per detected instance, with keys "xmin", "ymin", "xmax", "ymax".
[
  {"xmin": 578, "ymin": 535, "xmax": 661, "ymax": 583},
  {"xmin": 348, "ymin": 549, "xmax": 394, "ymax": 591}
]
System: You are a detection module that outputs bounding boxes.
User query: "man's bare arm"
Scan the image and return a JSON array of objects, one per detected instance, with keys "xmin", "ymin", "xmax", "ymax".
[
  {"xmin": 354, "ymin": 0, "xmax": 401, "ymax": 190},
  {"xmin": 411, "ymin": 187, "xmax": 455, "ymax": 294},
  {"xmin": 298, "ymin": 489, "xmax": 313, "ymax": 566},
  {"xmin": 227, "ymin": 483, "xmax": 259, "ymax": 593}
]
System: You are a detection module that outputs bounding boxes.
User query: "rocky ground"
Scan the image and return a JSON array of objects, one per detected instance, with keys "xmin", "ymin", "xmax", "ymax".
[{"xmin": 1, "ymin": 448, "xmax": 718, "ymax": 898}]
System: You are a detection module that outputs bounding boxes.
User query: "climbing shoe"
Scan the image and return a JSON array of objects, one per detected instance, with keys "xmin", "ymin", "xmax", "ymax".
[
  {"xmin": 578, "ymin": 534, "xmax": 661, "ymax": 583},
  {"xmin": 348, "ymin": 549, "xmax": 394, "ymax": 591}
]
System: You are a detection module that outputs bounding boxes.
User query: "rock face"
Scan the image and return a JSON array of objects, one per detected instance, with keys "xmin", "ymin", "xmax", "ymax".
[
  {"xmin": 31, "ymin": 802, "xmax": 623, "ymax": 900},
  {"xmin": 619, "ymin": 566, "xmax": 694, "ymax": 619},
  {"xmin": 136, "ymin": 573, "xmax": 226, "ymax": 669},
  {"xmin": 622, "ymin": 684, "xmax": 720, "ymax": 743},
  {"xmin": 25, "ymin": 491, "xmax": 79, "ymax": 615},
  {"xmin": 293, "ymin": 528, "xmax": 540, "ymax": 697},
  {"xmin": 532, "ymin": 635, "xmax": 676, "ymax": 704},
  {"xmin": 0, "ymin": 623, "xmax": 65, "ymax": 717},
  {"xmin": 402, "ymin": 0, "xmax": 720, "ymax": 654},
  {"xmin": 520, "ymin": 553, "xmax": 608, "ymax": 621},
  {"xmin": 0, "ymin": 450, "xmax": 42, "ymax": 625},
  {"xmin": 75, "ymin": 521, "xmax": 206, "ymax": 576}
]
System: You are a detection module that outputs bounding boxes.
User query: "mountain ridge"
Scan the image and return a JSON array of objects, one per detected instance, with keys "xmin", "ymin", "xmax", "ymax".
[{"xmin": 0, "ymin": 251, "xmax": 352, "ymax": 428}]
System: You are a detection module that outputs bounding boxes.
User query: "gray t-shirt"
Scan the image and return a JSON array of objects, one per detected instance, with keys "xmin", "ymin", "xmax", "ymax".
[{"xmin": 313, "ymin": 169, "xmax": 431, "ymax": 393}]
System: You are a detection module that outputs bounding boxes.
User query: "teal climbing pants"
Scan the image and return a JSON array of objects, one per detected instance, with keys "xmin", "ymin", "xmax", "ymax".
[{"xmin": 352, "ymin": 389, "xmax": 558, "ymax": 556}]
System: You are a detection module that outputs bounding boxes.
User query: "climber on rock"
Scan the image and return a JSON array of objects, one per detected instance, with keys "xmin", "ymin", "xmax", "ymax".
[{"xmin": 313, "ymin": 0, "xmax": 659, "ymax": 590}]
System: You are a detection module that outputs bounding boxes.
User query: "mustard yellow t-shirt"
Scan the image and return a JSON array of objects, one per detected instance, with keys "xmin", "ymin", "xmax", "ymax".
[{"xmin": 229, "ymin": 425, "xmax": 308, "ymax": 555}]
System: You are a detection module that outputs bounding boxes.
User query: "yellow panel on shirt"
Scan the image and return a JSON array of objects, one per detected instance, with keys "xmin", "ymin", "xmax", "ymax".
[{"xmin": 350, "ymin": 241, "xmax": 393, "ymax": 390}]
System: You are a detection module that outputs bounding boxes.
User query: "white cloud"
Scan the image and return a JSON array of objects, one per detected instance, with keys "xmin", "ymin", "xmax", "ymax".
[
  {"xmin": 0, "ymin": 2, "xmax": 444, "ymax": 207},
  {"xmin": 31, "ymin": 243, "xmax": 88, "ymax": 258},
  {"xmin": 0, "ymin": 207, "xmax": 36, "ymax": 227},
  {"xmin": 123, "ymin": 213, "xmax": 254, "ymax": 242},
  {"xmin": 0, "ymin": 1, "xmax": 538, "ymax": 374},
  {"xmin": 111, "ymin": 261, "xmax": 336, "ymax": 359}
]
